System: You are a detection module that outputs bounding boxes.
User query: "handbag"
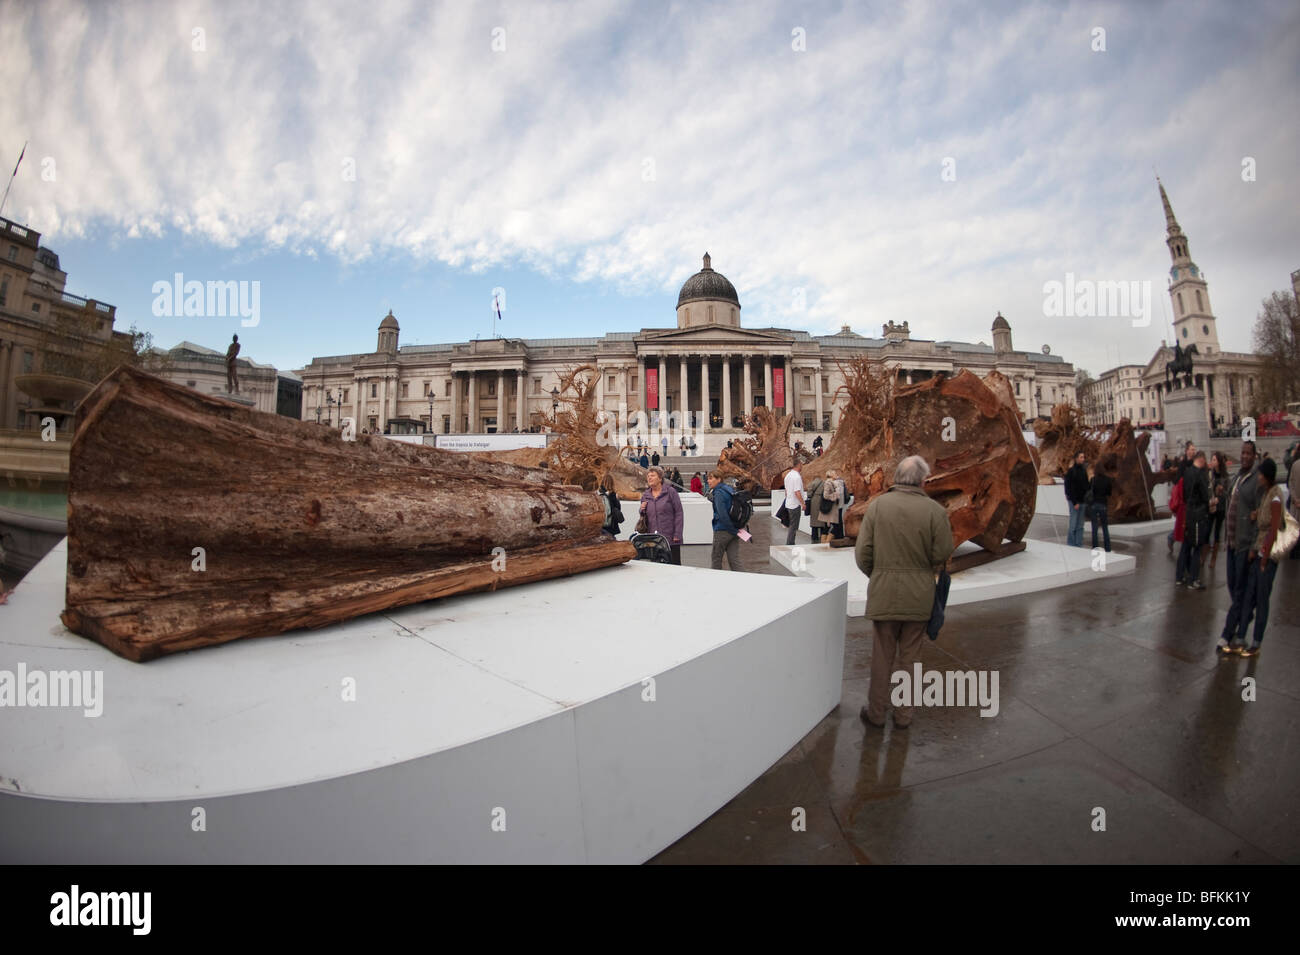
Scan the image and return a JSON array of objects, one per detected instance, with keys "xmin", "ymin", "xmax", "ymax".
[
  {"xmin": 1269, "ymin": 508, "xmax": 1299, "ymax": 561},
  {"xmin": 635, "ymin": 514, "xmax": 649, "ymax": 535},
  {"xmin": 776, "ymin": 503, "xmax": 791, "ymax": 526}
]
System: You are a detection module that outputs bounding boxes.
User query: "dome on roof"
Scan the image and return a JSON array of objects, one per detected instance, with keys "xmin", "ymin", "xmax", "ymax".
[
  {"xmin": 992, "ymin": 312, "xmax": 1011, "ymax": 331},
  {"xmin": 677, "ymin": 252, "xmax": 740, "ymax": 309},
  {"xmin": 379, "ymin": 309, "xmax": 399, "ymax": 330}
]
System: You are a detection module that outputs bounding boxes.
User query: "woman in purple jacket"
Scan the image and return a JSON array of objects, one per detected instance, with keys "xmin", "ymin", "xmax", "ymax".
[{"xmin": 640, "ymin": 466, "xmax": 684, "ymax": 564}]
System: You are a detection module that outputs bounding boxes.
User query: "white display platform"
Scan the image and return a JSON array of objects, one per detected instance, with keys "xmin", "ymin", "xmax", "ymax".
[
  {"xmin": 0, "ymin": 541, "xmax": 846, "ymax": 864},
  {"xmin": 769, "ymin": 538, "xmax": 1136, "ymax": 617},
  {"xmin": 1035, "ymin": 480, "xmax": 1170, "ymax": 517},
  {"xmin": 1107, "ymin": 516, "xmax": 1175, "ymax": 539},
  {"xmin": 616, "ymin": 491, "xmax": 715, "ymax": 544}
]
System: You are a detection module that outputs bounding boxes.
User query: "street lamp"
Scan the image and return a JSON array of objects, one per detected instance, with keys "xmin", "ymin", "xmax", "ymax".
[
  {"xmin": 428, "ymin": 394, "xmax": 434, "ymax": 434},
  {"xmin": 551, "ymin": 386, "xmax": 559, "ymax": 418},
  {"xmin": 326, "ymin": 390, "xmax": 336, "ymax": 426}
]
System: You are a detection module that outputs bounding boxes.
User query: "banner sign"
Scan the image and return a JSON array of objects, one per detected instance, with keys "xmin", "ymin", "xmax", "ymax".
[
  {"xmin": 647, "ymin": 368, "xmax": 659, "ymax": 409},
  {"xmin": 773, "ymin": 368, "xmax": 785, "ymax": 411}
]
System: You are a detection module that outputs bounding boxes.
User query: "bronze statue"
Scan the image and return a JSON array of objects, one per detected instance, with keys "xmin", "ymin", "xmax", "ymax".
[
  {"xmin": 1165, "ymin": 341, "xmax": 1198, "ymax": 388},
  {"xmin": 225, "ymin": 334, "xmax": 240, "ymax": 393}
]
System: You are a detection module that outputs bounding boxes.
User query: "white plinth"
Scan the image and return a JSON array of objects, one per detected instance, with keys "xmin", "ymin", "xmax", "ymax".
[
  {"xmin": 1035, "ymin": 481, "xmax": 1170, "ymax": 517},
  {"xmin": 0, "ymin": 541, "xmax": 845, "ymax": 863},
  {"xmin": 769, "ymin": 538, "xmax": 1136, "ymax": 617},
  {"xmin": 616, "ymin": 492, "xmax": 715, "ymax": 544},
  {"xmin": 1108, "ymin": 517, "xmax": 1176, "ymax": 538}
]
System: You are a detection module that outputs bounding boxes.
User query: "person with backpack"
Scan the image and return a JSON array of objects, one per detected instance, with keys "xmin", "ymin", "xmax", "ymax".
[
  {"xmin": 707, "ymin": 470, "xmax": 746, "ymax": 572},
  {"xmin": 806, "ymin": 473, "xmax": 827, "ymax": 542},
  {"xmin": 599, "ymin": 474, "xmax": 624, "ymax": 538},
  {"xmin": 1176, "ymin": 452, "xmax": 1210, "ymax": 589},
  {"xmin": 809, "ymin": 470, "xmax": 844, "ymax": 543},
  {"xmin": 1089, "ymin": 462, "xmax": 1114, "ymax": 552}
]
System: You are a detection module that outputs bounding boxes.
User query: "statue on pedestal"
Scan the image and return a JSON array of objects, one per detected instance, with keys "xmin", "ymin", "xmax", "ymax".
[
  {"xmin": 225, "ymin": 334, "xmax": 240, "ymax": 394},
  {"xmin": 1165, "ymin": 341, "xmax": 1198, "ymax": 389}
]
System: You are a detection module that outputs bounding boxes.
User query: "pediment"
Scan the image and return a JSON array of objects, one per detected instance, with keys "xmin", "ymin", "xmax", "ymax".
[{"xmin": 639, "ymin": 325, "xmax": 792, "ymax": 346}]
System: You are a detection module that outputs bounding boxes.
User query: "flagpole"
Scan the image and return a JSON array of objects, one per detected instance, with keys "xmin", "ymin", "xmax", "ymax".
[{"xmin": 0, "ymin": 140, "xmax": 28, "ymax": 219}]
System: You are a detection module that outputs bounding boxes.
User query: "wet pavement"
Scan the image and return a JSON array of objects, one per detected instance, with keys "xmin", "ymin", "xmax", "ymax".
[{"xmin": 654, "ymin": 505, "xmax": 1299, "ymax": 863}]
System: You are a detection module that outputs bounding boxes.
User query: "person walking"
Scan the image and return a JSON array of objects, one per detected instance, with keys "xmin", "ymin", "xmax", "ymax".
[
  {"xmin": 599, "ymin": 475, "xmax": 624, "ymax": 538},
  {"xmin": 1217, "ymin": 441, "xmax": 1260, "ymax": 655},
  {"xmin": 809, "ymin": 469, "xmax": 844, "ymax": 543},
  {"xmin": 1234, "ymin": 458, "xmax": 1286, "ymax": 657},
  {"xmin": 782, "ymin": 462, "xmax": 805, "ymax": 545},
  {"xmin": 1089, "ymin": 462, "xmax": 1114, "ymax": 552},
  {"xmin": 1168, "ymin": 441, "xmax": 1196, "ymax": 555},
  {"xmin": 707, "ymin": 471, "xmax": 745, "ymax": 572},
  {"xmin": 806, "ymin": 473, "xmax": 826, "ymax": 543},
  {"xmin": 1064, "ymin": 451, "xmax": 1089, "ymax": 547},
  {"xmin": 1202, "ymin": 451, "xmax": 1230, "ymax": 575},
  {"xmin": 854, "ymin": 455, "xmax": 955, "ymax": 729},
  {"xmin": 828, "ymin": 470, "xmax": 849, "ymax": 539},
  {"xmin": 639, "ymin": 466, "xmax": 684, "ymax": 565},
  {"xmin": 1176, "ymin": 452, "xmax": 1210, "ymax": 588}
]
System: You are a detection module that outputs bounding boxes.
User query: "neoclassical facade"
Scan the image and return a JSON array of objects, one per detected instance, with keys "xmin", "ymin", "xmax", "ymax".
[{"xmin": 298, "ymin": 254, "xmax": 1077, "ymax": 435}]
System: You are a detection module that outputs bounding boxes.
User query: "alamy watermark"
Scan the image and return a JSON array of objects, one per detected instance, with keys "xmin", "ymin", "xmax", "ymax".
[
  {"xmin": 152, "ymin": 272, "xmax": 260, "ymax": 327},
  {"xmin": 0, "ymin": 664, "xmax": 103, "ymax": 717},
  {"xmin": 891, "ymin": 662, "xmax": 999, "ymax": 717},
  {"xmin": 1043, "ymin": 273, "xmax": 1151, "ymax": 327}
]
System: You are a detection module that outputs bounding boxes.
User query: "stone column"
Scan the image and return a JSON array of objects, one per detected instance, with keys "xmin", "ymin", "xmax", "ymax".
[
  {"xmin": 450, "ymin": 372, "xmax": 461, "ymax": 433},
  {"xmin": 764, "ymin": 356, "xmax": 773, "ymax": 411},
  {"xmin": 497, "ymin": 370, "xmax": 506, "ymax": 430},
  {"xmin": 1203, "ymin": 375, "xmax": 1213, "ymax": 430},
  {"xmin": 468, "ymin": 371, "xmax": 479, "ymax": 432},
  {"xmin": 679, "ymin": 354, "xmax": 689, "ymax": 429},
  {"xmin": 657, "ymin": 355, "xmax": 667, "ymax": 430},
  {"xmin": 700, "ymin": 358, "xmax": 711, "ymax": 431},
  {"xmin": 517, "ymin": 370, "xmax": 526, "ymax": 431},
  {"xmin": 378, "ymin": 376, "xmax": 387, "ymax": 431},
  {"xmin": 722, "ymin": 356, "xmax": 732, "ymax": 429},
  {"xmin": 619, "ymin": 365, "xmax": 629, "ymax": 438},
  {"xmin": 353, "ymin": 376, "xmax": 361, "ymax": 428},
  {"xmin": 814, "ymin": 368, "xmax": 824, "ymax": 431},
  {"xmin": 743, "ymin": 356, "xmax": 753, "ymax": 416}
]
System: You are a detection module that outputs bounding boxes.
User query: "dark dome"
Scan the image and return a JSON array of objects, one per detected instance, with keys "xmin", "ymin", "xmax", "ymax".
[
  {"xmin": 991, "ymin": 312, "xmax": 1010, "ymax": 331},
  {"xmin": 379, "ymin": 309, "xmax": 399, "ymax": 330},
  {"xmin": 677, "ymin": 252, "xmax": 740, "ymax": 309}
]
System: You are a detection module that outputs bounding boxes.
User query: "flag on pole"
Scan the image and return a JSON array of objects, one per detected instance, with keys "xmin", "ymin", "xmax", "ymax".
[
  {"xmin": 11, "ymin": 141, "xmax": 25, "ymax": 177},
  {"xmin": 494, "ymin": 294, "xmax": 503, "ymax": 323}
]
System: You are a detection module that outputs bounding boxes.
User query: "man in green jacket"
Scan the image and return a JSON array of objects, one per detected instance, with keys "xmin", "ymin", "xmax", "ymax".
[{"xmin": 854, "ymin": 455, "xmax": 954, "ymax": 729}]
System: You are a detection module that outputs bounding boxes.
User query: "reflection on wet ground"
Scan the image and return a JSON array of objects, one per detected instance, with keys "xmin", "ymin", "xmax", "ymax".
[{"xmin": 655, "ymin": 507, "xmax": 1298, "ymax": 863}]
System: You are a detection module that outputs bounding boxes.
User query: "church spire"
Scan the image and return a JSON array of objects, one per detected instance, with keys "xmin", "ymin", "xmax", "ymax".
[
  {"xmin": 1158, "ymin": 178, "xmax": 1191, "ymax": 265},
  {"xmin": 1157, "ymin": 177, "xmax": 1182, "ymax": 237}
]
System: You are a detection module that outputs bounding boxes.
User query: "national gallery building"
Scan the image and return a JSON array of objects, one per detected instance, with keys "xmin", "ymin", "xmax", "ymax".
[{"xmin": 298, "ymin": 254, "xmax": 1077, "ymax": 435}]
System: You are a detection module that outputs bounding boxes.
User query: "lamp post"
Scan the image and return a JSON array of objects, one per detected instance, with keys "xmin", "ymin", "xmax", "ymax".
[
  {"xmin": 550, "ymin": 386, "xmax": 559, "ymax": 429},
  {"xmin": 326, "ymin": 390, "xmax": 336, "ymax": 426},
  {"xmin": 428, "ymin": 395, "xmax": 434, "ymax": 434}
]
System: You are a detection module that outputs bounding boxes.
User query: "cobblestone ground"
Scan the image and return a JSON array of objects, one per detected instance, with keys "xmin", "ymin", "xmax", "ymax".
[{"xmin": 654, "ymin": 504, "xmax": 1300, "ymax": 864}]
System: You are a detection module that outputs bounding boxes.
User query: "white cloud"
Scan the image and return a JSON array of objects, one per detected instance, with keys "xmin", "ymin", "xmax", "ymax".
[{"xmin": 1, "ymin": 0, "xmax": 1297, "ymax": 375}]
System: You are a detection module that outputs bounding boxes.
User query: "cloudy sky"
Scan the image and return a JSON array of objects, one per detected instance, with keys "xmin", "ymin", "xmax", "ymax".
[{"xmin": 3, "ymin": 0, "xmax": 1297, "ymax": 376}]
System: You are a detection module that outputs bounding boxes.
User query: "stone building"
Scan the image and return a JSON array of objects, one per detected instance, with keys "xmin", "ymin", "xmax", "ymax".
[
  {"xmin": 0, "ymin": 215, "xmax": 126, "ymax": 432},
  {"xmin": 1138, "ymin": 181, "xmax": 1264, "ymax": 429},
  {"xmin": 1082, "ymin": 364, "xmax": 1159, "ymax": 427},
  {"xmin": 298, "ymin": 253, "xmax": 1077, "ymax": 436}
]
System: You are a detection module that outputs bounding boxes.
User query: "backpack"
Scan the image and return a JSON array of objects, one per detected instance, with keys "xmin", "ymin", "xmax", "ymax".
[{"xmin": 728, "ymin": 487, "xmax": 753, "ymax": 529}]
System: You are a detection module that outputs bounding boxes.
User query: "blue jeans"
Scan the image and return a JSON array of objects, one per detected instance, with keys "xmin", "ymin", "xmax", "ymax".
[
  {"xmin": 1067, "ymin": 502, "xmax": 1086, "ymax": 547},
  {"xmin": 1176, "ymin": 538, "xmax": 1201, "ymax": 584},
  {"xmin": 1090, "ymin": 503, "xmax": 1110, "ymax": 552},
  {"xmin": 1220, "ymin": 547, "xmax": 1254, "ymax": 644},
  {"xmin": 1237, "ymin": 558, "xmax": 1278, "ymax": 646}
]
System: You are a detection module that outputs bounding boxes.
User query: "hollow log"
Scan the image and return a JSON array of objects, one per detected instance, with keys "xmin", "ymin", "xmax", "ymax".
[
  {"xmin": 804, "ymin": 362, "xmax": 1037, "ymax": 553},
  {"xmin": 62, "ymin": 366, "xmax": 633, "ymax": 662},
  {"xmin": 715, "ymin": 407, "xmax": 808, "ymax": 496}
]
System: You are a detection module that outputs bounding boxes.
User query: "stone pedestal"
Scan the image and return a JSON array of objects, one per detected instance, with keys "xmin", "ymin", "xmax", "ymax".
[{"xmin": 1163, "ymin": 387, "xmax": 1209, "ymax": 450}]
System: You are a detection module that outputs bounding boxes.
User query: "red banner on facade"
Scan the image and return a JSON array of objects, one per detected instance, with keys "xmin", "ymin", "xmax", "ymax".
[
  {"xmin": 647, "ymin": 368, "xmax": 659, "ymax": 409},
  {"xmin": 773, "ymin": 368, "xmax": 785, "ymax": 411}
]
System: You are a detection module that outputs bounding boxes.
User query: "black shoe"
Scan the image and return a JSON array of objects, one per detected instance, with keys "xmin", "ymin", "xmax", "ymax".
[
  {"xmin": 892, "ymin": 717, "xmax": 911, "ymax": 730},
  {"xmin": 859, "ymin": 706, "xmax": 885, "ymax": 728},
  {"xmin": 1240, "ymin": 643, "xmax": 1261, "ymax": 658}
]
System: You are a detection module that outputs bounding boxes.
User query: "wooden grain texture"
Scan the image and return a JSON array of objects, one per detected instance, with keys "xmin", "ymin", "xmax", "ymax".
[{"xmin": 62, "ymin": 366, "xmax": 634, "ymax": 662}]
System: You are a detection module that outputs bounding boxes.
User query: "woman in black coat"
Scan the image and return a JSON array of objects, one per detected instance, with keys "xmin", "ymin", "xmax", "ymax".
[{"xmin": 1176, "ymin": 451, "xmax": 1211, "ymax": 589}]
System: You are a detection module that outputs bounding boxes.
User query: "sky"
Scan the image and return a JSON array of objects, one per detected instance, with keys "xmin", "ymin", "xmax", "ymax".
[{"xmin": 2, "ymin": 0, "xmax": 1297, "ymax": 377}]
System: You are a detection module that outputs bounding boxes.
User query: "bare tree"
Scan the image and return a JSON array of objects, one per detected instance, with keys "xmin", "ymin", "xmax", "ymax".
[{"xmin": 1252, "ymin": 289, "xmax": 1300, "ymax": 411}]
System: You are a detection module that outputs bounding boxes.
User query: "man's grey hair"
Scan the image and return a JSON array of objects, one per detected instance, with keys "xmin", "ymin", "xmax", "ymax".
[
  {"xmin": 894, "ymin": 455, "xmax": 931, "ymax": 487},
  {"xmin": 647, "ymin": 465, "xmax": 665, "ymax": 479}
]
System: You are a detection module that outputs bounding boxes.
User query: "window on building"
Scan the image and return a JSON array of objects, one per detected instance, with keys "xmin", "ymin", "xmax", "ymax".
[
  {"xmin": 1182, "ymin": 327, "xmax": 1188, "ymax": 338},
  {"xmin": 187, "ymin": 380, "xmax": 197, "ymax": 388},
  {"xmin": 423, "ymin": 381, "xmax": 430, "ymax": 397},
  {"xmin": 510, "ymin": 377, "xmax": 517, "ymax": 396},
  {"xmin": 822, "ymin": 375, "xmax": 829, "ymax": 395},
  {"xmin": 608, "ymin": 375, "xmax": 616, "ymax": 391},
  {"xmin": 802, "ymin": 375, "xmax": 811, "ymax": 391},
  {"xmin": 487, "ymin": 381, "xmax": 496, "ymax": 397},
  {"xmin": 822, "ymin": 412, "xmax": 831, "ymax": 431},
  {"xmin": 0, "ymin": 276, "xmax": 7, "ymax": 305},
  {"xmin": 1196, "ymin": 290, "xmax": 1203, "ymax": 311},
  {"xmin": 630, "ymin": 375, "xmax": 637, "ymax": 393},
  {"xmin": 442, "ymin": 415, "xmax": 450, "ymax": 434},
  {"xmin": 31, "ymin": 302, "xmax": 39, "ymax": 312},
  {"xmin": 1177, "ymin": 292, "xmax": 1183, "ymax": 314},
  {"xmin": 23, "ymin": 351, "xmax": 34, "ymax": 372},
  {"xmin": 802, "ymin": 411, "xmax": 815, "ymax": 429},
  {"xmin": 343, "ymin": 389, "xmax": 349, "ymax": 402},
  {"xmin": 707, "ymin": 305, "xmax": 714, "ymax": 323},
  {"xmin": 533, "ymin": 377, "xmax": 542, "ymax": 394},
  {"xmin": 7, "ymin": 245, "xmax": 16, "ymax": 261},
  {"xmin": 401, "ymin": 381, "xmax": 409, "ymax": 398},
  {"xmin": 445, "ymin": 380, "xmax": 451, "ymax": 397},
  {"xmin": 1015, "ymin": 381, "xmax": 1021, "ymax": 396}
]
